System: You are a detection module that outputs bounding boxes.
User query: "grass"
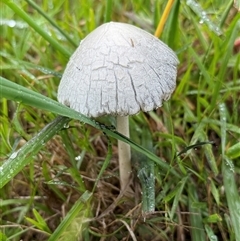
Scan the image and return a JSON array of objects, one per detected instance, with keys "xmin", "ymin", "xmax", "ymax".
[{"xmin": 0, "ymin": 0, "xmax": 240, "ymax": 240}]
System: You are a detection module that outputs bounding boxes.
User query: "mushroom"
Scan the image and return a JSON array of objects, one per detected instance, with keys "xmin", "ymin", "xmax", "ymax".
[{"xmin": 57, "ymin": 22, "xmax": 179, "ymax": 196}]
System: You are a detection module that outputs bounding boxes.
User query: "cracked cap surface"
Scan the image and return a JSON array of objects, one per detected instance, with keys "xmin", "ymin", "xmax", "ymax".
[{"xmin": 57, "ymin": 22, "xmax": 179, "ymax": 117}]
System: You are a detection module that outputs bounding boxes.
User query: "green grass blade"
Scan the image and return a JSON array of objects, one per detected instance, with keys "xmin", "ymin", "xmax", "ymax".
[
  {"xmin": 0, "ymin": 232, "xmax": 7, "ymax": 241},
  {"xmin": 104, "ymin": 0, "xmax": 113, "ymax": 22},
  {"xmin": 25, "ymin": 208, "xmax": 52, "ymax": 234},
  {"xmin": 141, "ymin": 128, "xmax": 155, "ymax": 213},
  {"xmin": 24, "ymin": 0, "xmax": 78, "ymax": 48},
  {"xmin": 188, "ymin": 183, "xmax": 205, "ymax": 241},
  {"xmin": 219, "ymin": 103, "xmax": 227, "ymax": 155},
  {"xmin": 226, "ymin": 142, "xmax": 240, "ymax": 159},
  {"xmin": 135, "ymin": 128, "xmax": 156, "ymax": 213},
  {"xmin": 3, "ymin": 0, "xmax": 71, "ymax": 57},
  {"xmin": 186, "ymin": 0, "xmax": 222, "ymax": 36},
  {"xmin": 164, "ymin": 0, "xmax": 180, "ymax": 49},
  {"xmin": 48, "ymin": 190, "xmax": 92, "ymax": 241},
  {"xmin": 199, "ymin": 131, "xmax": 218, "ymax": 175},
  {"xmin": 204, "ymin": 224, "xmax": 218, "ymax": 241},
  {"xmin": 169, "ymin": 175, "xmax": 189, "ymax": 220},
  {"xmin": 0, "ymin": 116, "xmax": 70, "ymax": 188},
  {"xmin": 222, "ymin": 157, "xmax": 240, "ymax": 241},
  {"xmin": 210, "ymin": 14, "xmax": 240, "ymax": 110},
  {"xmin": 92, "ymin": 138, "xmax": 112, "ymax": 192},
  {"xmin": 220, "ymin": 0, "xmax": 235, "ymax": 27},
  {"xmin": 219, "ymin": 103, "xmax": 240, "ymax": 240}
]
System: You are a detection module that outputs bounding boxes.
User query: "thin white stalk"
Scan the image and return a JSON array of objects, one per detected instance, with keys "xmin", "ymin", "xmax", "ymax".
[{"xmin": 116, "ymin": 115, "xmax": 133, "ymax": 195}]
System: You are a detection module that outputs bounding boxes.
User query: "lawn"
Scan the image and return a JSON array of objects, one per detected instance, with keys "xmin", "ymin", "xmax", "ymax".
[{"xmin": 0, "ymin": 0, "xmax": 240, "ymax": 240}]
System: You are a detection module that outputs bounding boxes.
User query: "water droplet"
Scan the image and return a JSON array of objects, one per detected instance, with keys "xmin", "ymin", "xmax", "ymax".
[
  {"xmin": 210, "ymin": 235, "xmax": 218, "ymax": 241},
  {"xmin": 10, "ymin": 151, "xmax": 18, "ymax": 159},
  {"xmin": 221, "ymin": 117, "xmax": 226, "ymax": 122},
  {"xmin": 9, "ymin": 20, "xmax": 16, "ymax": 27},
  {"xmin": 64, "ymin": 123, "xmax": 69, "ymax": 129},
  {"xmin": 0, "ymin": 19, "xmax": 27, "ymax": 29},
  {"xmin": 225, "ymin": 159, "xmax": 234, "ymax": 172},
  {"xmin": 75, "ymin": 155, "xmax": 82, "ymax": 161}
]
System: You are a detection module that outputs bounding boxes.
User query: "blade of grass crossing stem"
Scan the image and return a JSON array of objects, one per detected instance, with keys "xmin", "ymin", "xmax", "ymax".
[
  {"xmin": 0, "ymin": 77, "xmax": 92, "ymax": 124},
  {"xmin": 0, "ymin": 116, "xmax": 70, "ymax": 188},
  {"xmin": 2, "ymin": 0, "xmax": 71, "ymax": 57},
  {"xmin": 24, "ymin": 0, "xmax": 78, "ymax": 48},
  {"xmin": 219, "ymin": 103, "xmax": 240, "ymax": 240},
  {"xmin": 188, "ymin": 183, "xmax": 205, "ymax": 241},
  {"xmin": 48, "ymin": 190, "xmax": 92, "ymax": 241},
  {"xmin": 0, "ymin": 77, "xmax": 180, "ymax": 183},
  {"xmin": 104, "ymin": 0, "xmax": 112, "ymax": 22}
]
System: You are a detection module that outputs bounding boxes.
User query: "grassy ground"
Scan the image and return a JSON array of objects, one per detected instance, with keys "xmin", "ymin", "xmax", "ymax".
[{"xmin": 1, "ymin": 0, "xmax": 240, "ymax": 240}]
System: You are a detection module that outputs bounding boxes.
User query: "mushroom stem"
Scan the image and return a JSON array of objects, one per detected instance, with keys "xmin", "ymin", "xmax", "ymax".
[{"xmin": 116, "ymin": 115, "xmax": 133, "ymax": 195}]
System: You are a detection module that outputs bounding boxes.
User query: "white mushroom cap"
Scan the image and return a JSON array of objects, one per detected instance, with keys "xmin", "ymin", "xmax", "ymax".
[{"xmin": 58, "ymin": 22, "xmax": 179, "ymax": 117}]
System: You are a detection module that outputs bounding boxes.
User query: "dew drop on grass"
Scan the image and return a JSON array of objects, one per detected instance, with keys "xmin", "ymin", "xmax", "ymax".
[
  {"xmin": 221, "ymin": 117, "xmax": 226, "ymax": 122},
  {"xmin": 17, "ymin": 90, "xmax": 22, "ymax": 95},
  {"xmin": 36, "ymin": 66, "xmax": 62, "ymax": 77},
  {"xmin": 210, "ymin": 235, "xmax": 218, "ymax": 241},
  {"xmin": 8, "ymin": 20, "xmax": 16, "ymax": 27},
  {"xmin": 75, "ymin": 155, "xmax": 82, "ymax": 161},
  {"xmin": 186, "ymin": 0, "xmax": 222, "ymax": 36},
  {"xmin": 225, "ymin": 158, "xmax": 234, "ymax": 172},
  {"xmin": 10, "ymin": 151, "xmax": 18, "ymax": 159},
  {"xmin": 149, "ymin": 203, "xmax": 155, "ymax": 210},
  {"xmin": 0, "ymin": 19, "xmax": 27, "ymax": 29},
  {"xmin": 64, "ymin": 123, "xmax": 69, "ymax": 129}
]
